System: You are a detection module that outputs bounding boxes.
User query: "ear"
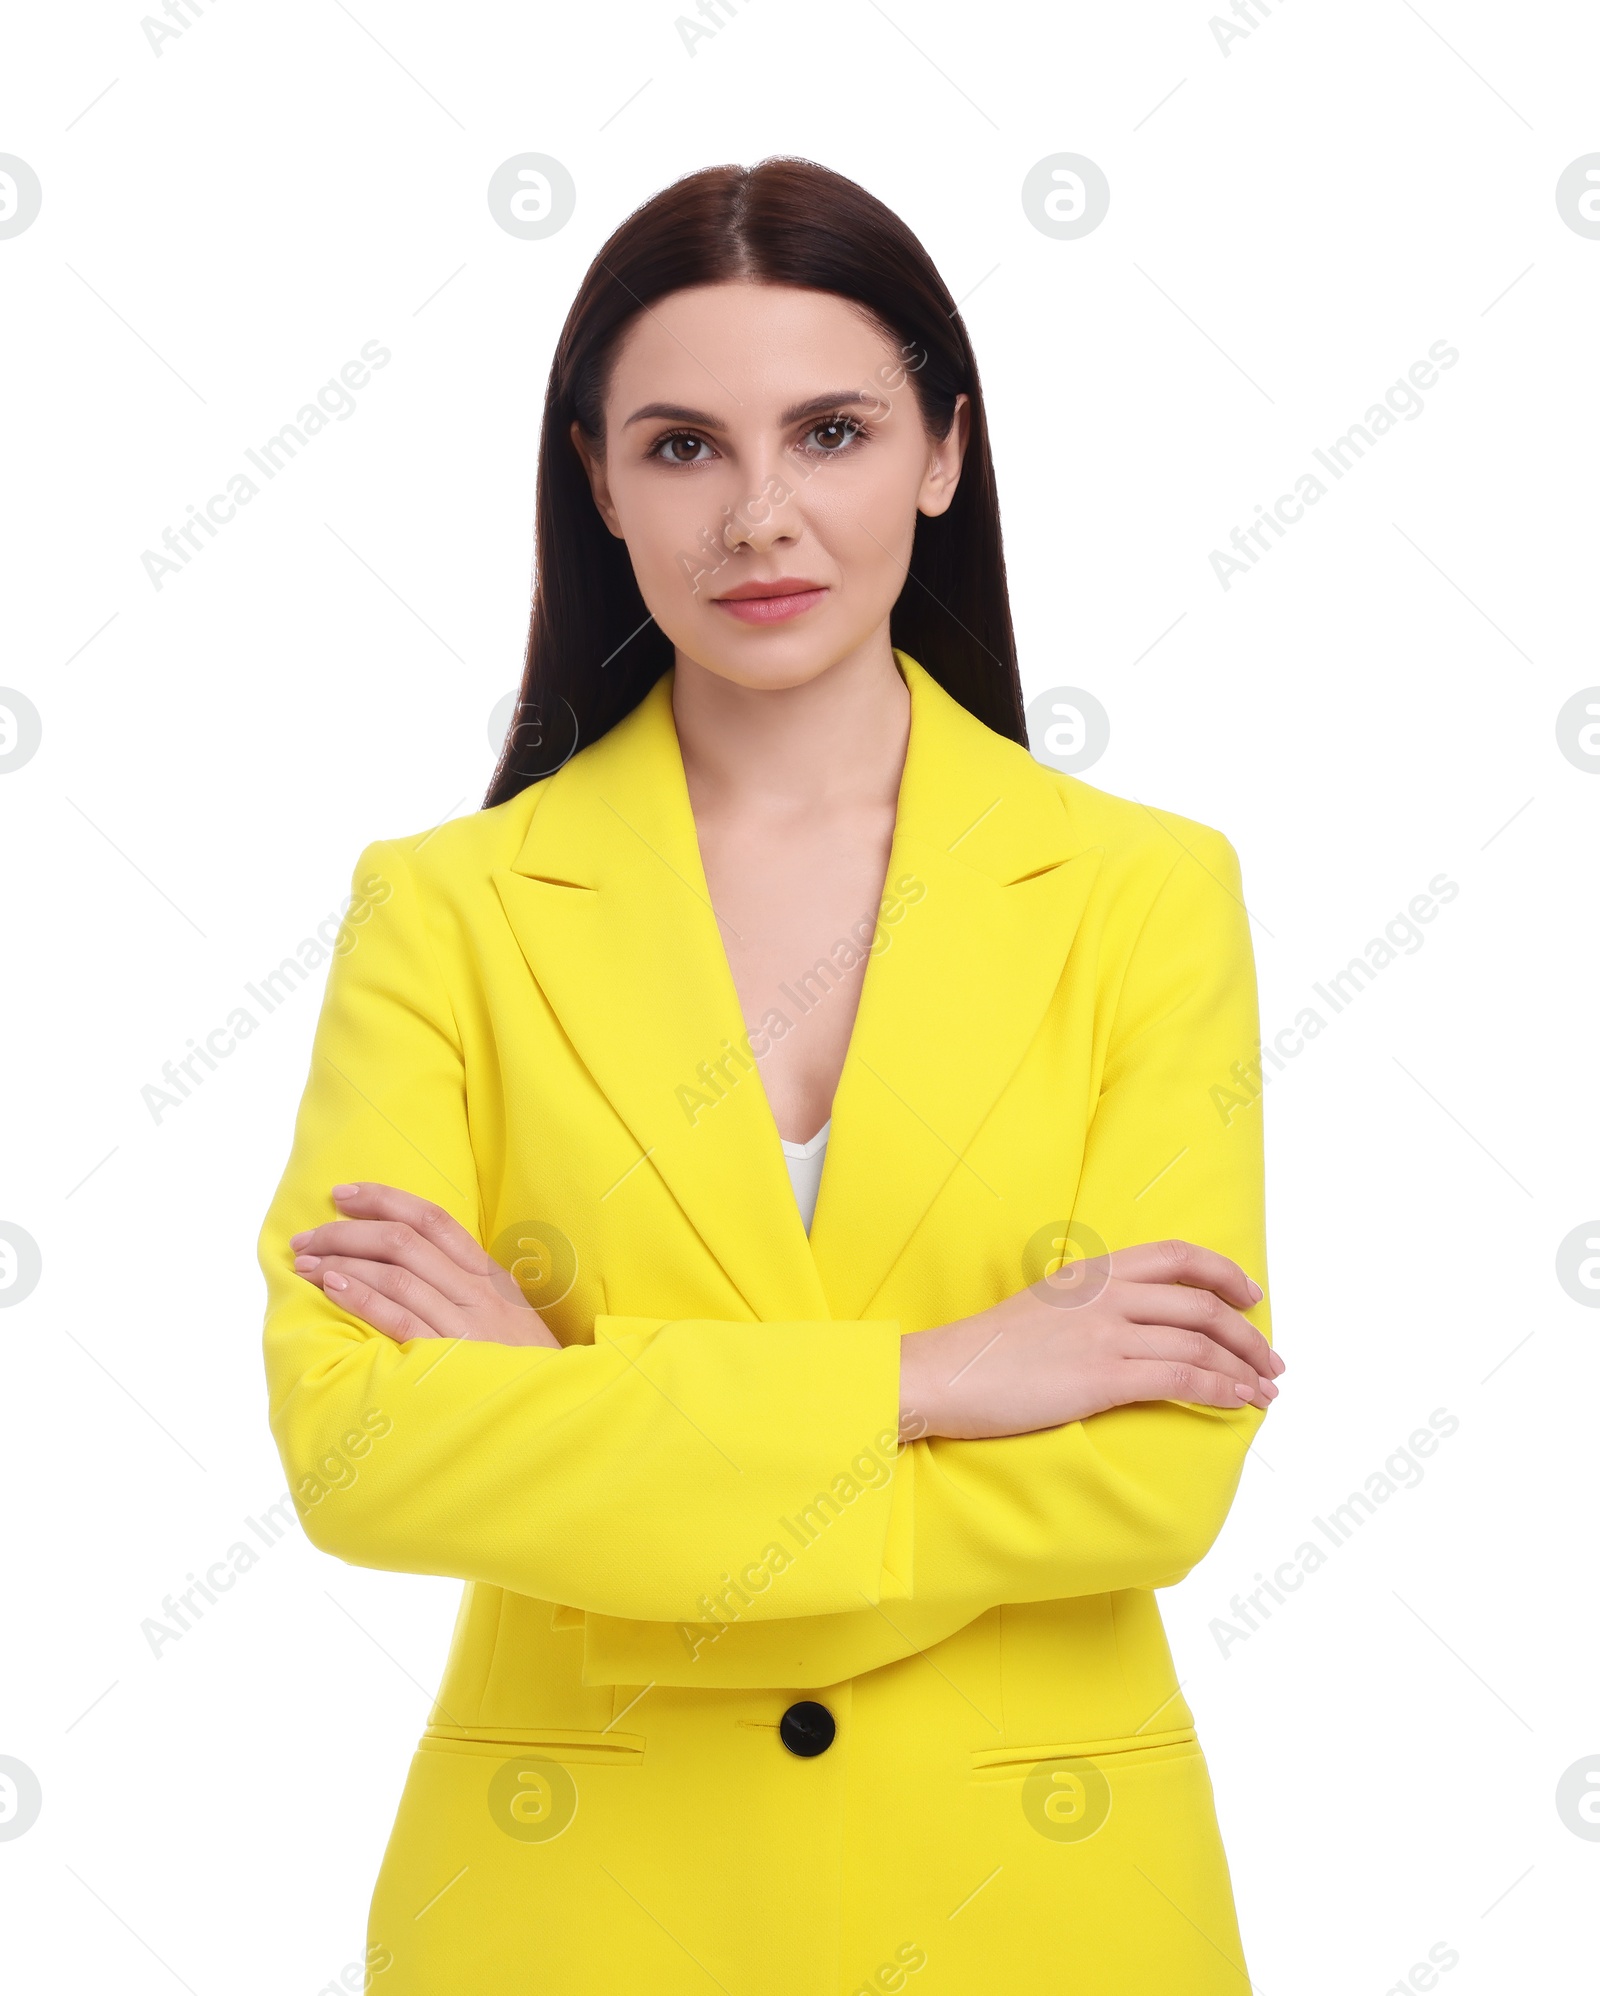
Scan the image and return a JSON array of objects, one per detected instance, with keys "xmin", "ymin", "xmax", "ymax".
[
  {"xmin": 916, "ymin": 392, "xmax": 970, "ymax": 520},
  {"xmin": 569, "ymin": 419, "xmax": 625, "ymax": 538}
]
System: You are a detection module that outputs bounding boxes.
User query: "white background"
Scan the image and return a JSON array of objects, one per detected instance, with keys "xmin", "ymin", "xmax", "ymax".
[{"xmin": 3, "ymin": 2, "xmax": 1597, "ymax": 1990}]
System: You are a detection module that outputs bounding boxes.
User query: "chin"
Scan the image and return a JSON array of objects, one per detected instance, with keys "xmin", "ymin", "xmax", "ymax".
[{"xmin": 676, "ymin": 623, "xmax": 858, "ymax": 693}]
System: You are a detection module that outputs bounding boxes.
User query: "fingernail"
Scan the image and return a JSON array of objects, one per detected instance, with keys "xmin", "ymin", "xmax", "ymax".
[
  {"xmin": 1247, "ymin": 1279, "xmax": 1264, "ymax": 1302},
  {"xmin": 324, "ymin": 1270, "xmax": 349, "ymax": 1291},
  {"xmin": 332, "ymin": 1183, "xmax": 361, "ymax": 1200},
  {"xmin": 1259, "ymin": 1376, "xmax": 1278, "ymax": 1399},
  {"xmin": 290, "ymin": 1231, "xmax": 312, "ymax": 1250},
  {"xmin": 293, "ymin": 1254, "xmax": 320, "ymax": 1272},
  {"xmin": 1234, "ymin": 1382, "xmax": 1253, "ymax": 1400},
  {"xmin": 1270, "ymin": 1352, "xmax": 1286, "ymax": 1376}
]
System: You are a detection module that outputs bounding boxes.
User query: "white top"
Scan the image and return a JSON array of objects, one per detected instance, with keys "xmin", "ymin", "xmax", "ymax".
[{"xmin": 779, "ymin": 1119, "xmax": 831, "ymax": 1234}]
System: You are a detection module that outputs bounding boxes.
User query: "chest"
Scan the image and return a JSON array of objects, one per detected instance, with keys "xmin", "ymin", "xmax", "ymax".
[
  {"xmin": 460, "ymin": 887, "xmax": 1102, "ymax": 1340},
  {"xmin": 693, "ymin": 803, "xmax": 897, "ymax": 1142}
]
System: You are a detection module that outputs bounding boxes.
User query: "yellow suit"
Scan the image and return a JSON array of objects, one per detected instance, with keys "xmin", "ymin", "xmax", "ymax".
[{"xmin": 259, "ymin": 650, "xmax": 1270, "ymax": 1993}]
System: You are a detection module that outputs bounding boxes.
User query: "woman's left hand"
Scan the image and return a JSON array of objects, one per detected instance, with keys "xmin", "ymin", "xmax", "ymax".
[{"xmin": 289, "ymin": 1182, "xmax": 561, "ymax": 1348}]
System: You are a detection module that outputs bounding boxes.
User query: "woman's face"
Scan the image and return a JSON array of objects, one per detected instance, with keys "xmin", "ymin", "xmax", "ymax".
[{"xmin": 572, "ymin": 281, "xmax": 968, "ymax": 691}]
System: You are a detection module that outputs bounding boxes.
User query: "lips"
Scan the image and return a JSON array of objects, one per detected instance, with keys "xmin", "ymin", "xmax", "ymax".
[{"xmin": 712, "ymin": 578, "xmax": 829, "ymax": 625}]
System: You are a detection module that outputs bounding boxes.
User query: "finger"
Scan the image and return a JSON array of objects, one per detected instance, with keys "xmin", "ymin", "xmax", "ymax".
[
  {"xmin": 301, "ymin": 1254, "xmax": 559, "ymax": 1350},
  {"xmin": 1119, "ymin": 1280, "xmax": 1279, "ymax": 1381},
  {"xmin": 1113, "ymin": 1321, "xmax": 1276, "ymax": 1409},
  {"xmin": 1109, "ymin": 1239, "xmax": 1268, "ymax": 1317},
  {"xmin": 310, "ymin": 1255, "xmax": 469, "ymax": 1340},
  {"xmin": 1112, "ymin": 1354, "xmax": 1275, "ymax": 1414},
  {"xmin": 293, "ymin": 1184, "xmax": 491, "ymax": 1286},
  {"xmin": 313, "ymin": 1264, "xmax": 445, "ymax": 1344},
  {"xmin": 290, "ymin": 1215, "xmax": 488, "ymax": 1311}
]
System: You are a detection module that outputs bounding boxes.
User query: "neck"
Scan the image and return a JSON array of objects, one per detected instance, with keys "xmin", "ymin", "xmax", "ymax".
[{"xmin": 670, "ymin": 632, "xmax": 912, "ymax": 822}]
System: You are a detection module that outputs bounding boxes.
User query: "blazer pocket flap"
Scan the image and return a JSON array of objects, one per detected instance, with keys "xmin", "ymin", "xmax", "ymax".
[
  {"xmin": 420, "ymin": 1724, "xmax": 646, "ymax": 1765},
  {"xmin": 970, "ymin": 1725, "xmax": 1197, "ymax": 1780}
]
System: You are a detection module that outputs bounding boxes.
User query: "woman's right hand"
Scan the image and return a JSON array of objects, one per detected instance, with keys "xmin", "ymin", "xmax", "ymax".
[{"xmin": 899, "ymin": 1239, "xmax": 1282, "ymax": 1442}]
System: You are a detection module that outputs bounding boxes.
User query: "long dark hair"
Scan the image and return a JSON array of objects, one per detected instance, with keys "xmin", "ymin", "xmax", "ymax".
[{"xmin": 485, "ymin": 156, "xmax": 1024, "ymax": 807}]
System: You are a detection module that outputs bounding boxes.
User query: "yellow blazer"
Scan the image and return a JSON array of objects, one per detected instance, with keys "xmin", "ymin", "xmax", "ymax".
[{"xmin": 259, "ymin": 649, "xmax": 1270, "ymax": 1994}]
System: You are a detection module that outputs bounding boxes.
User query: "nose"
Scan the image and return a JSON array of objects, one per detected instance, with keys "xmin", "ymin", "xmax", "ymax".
[{"xmin": 718, "ymin": 474, "xmax": 800, "ymax": 557}]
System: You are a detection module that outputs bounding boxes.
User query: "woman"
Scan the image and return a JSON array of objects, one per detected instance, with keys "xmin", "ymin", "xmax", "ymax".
[{"xmin": 260, "ymin": 157, "xmax": 1282, "ymax": 1994}]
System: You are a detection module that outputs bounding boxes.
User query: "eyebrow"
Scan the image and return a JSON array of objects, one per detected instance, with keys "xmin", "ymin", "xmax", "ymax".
[{"xmin": 622, "ymin": 390, "xmax": 876, "ymax": 430}]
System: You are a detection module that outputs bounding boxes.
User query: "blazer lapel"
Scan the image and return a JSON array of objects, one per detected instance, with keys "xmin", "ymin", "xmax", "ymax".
[
  {"xmin": 491, "ymin": 652, "xmax": 1102, "ymax": 1330},
  {"xmin": 492, "ymin": 672, "xmax": 832, "ymax": 1324},
  {"xmin": 805, "ymin": 655, "xmax": 1103, "ymax": 1319}
]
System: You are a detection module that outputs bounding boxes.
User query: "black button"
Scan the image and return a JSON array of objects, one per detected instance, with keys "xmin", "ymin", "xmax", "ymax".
[{"xmin": 779, "ymin": 1700, "xmax": 835, "ymax": 1757}]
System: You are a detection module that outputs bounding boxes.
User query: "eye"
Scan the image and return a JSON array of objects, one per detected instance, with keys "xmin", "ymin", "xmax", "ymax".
[
  {"xmin": 803, "ymin": 415, "xmax": 867, "ymax": 456},
  {"xmin": 650, "ymin": 430, "xmax": 716, "ymax": 465}
]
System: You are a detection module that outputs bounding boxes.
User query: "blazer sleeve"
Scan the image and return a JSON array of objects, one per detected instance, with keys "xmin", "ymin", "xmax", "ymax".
[
  {"xmin": 883, "ymin": 824, "xmax": 1272, "ymax": 1611},
  {"xmin": 259, "ymin": 839, "xmax": 904, "ymax": 1626}
]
